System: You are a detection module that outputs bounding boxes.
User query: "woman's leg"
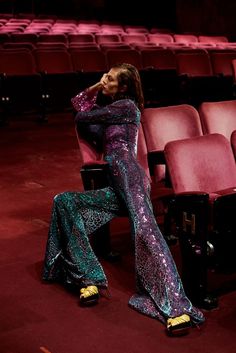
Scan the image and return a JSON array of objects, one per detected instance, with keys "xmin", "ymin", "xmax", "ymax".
[
  {"xmin": 112, "ymin": 159, "xmax": 204, "ymax": 324},
  {"xmin": 43, "ymin": 186, "xmax": 122, "ymax": 288},
  {"xmin": 129, "ymin": 193, "xmax": 204, "ymax": 324}
]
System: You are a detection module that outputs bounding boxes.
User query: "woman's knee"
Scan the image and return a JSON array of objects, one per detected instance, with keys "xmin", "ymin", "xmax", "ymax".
[{"xmin": 54, "ymin": 192, "xmax": 71, "ymax": 204}]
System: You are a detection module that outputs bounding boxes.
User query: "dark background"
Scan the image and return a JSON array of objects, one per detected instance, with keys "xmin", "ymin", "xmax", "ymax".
[{"xmin": 0, "ymin": 0, "xmax": 236, "ymax": 38}]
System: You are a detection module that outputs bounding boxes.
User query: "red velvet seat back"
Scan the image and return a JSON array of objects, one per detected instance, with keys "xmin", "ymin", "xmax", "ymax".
[
  {"xmin": 210, "ymin": 51, "xmax": 236, "ymax": 76},
  {"xmin": 198, "ymin": 35, "xmax": 228, "ymax": 43},
  {"xmin": 0, "ymin": 48, "xmax": 37, "ymax": 75},
  {"xmin": 70, "ymin": 49, "xmax": 108, "ymax": 72},
  {"xmin": 95, "ymin": 34, "xmax": 121, "ymax": 44},
  {"xmin": 175, "ymin": 50, "xmax": 213, "ymax": 76},
  {"xmin": 121, "ymin": 34, "xmax": 147, "ymax": 44},
  {"xmin": 199, "ymin": 100, "xmax": 236, "ymax": 140},
  {"xmin": 141, "ymin": 48, "xmax": 177, "ymax": 70},
  {"xmin": 75, "ymin": 127, "xmax": 103, "ymax": 165},
  {"xmin": 165, "ymin": 133, "xmax": 236, "ymax": 193},
  {"xmin": 75, "ymin": 123, "xmax": 149, "ymax": 176},
  {"xmin": 38, "ymin": 33, "xmax": 68, "ymax": 44},
  {"xmin": 173, "ymin": 34, "xmax": 198, "ymax": 44},
  {"xmin": 147, "ymin": 34, "xmax": 174, "ymax": 44},
  {"xmin": 68, "ymin": 33, "xmax": 95, "ymax": 44},
  {"xmin": 106, "ymin": 49, "xmax": 143, "ymax": 70},
  {"xmin": 142, "ymin": 105, "xmax": 203, "ymax": 182},
  {"xmin": 34, "ymin": 49, "xmax": 73, "ymax": 73}
]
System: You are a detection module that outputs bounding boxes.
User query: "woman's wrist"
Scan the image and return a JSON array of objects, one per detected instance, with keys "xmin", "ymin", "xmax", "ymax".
[{"xmin": 86, "ymin": 82, "xmax": 102, "ymax": 94}]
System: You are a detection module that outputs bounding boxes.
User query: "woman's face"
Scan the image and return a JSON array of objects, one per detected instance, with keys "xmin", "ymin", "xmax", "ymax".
[{"xmin": 101, "ymin": 68, "xmax": 124, "ymax": 97}]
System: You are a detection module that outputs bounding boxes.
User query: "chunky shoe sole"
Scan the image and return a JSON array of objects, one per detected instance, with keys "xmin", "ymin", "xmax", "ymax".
[
  {"xmin": 80, "ymin": 294, "xmax": 99, "ymax": 306},
  {"xmin": 166, "ymin": 314, "xmax": 192, "ymax": 336}
]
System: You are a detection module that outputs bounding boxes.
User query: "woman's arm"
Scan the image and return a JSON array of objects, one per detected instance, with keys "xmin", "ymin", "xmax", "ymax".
[
  {"xmin": 71, "ymin": 76, "xmax": 106, "ymax": 112},
  {"xmin": 74, "ymin": 99, "xmax": 140, "ymax": 125}
]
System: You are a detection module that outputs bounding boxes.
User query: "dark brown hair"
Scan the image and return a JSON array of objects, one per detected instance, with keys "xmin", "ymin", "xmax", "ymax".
[{"xmin": 112, "ymin": 63, "xmax": 144, "ymax": 111}]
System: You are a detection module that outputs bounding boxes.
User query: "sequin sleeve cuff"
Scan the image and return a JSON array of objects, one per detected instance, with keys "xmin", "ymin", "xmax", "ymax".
[{"xmin": 71, "ymin": 89, "xmax": 98, "ymax": 112}]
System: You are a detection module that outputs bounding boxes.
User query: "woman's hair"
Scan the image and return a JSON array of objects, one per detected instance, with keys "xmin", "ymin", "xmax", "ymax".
[{"xmin": 112, "ymin": 63, "xmax": 144, "ymax": 111}]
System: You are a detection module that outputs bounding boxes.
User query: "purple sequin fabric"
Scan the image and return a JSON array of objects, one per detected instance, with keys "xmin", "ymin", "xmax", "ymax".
[{"xmin": 43, "ymin": 90, "xmax": 205, "ymax": 325}]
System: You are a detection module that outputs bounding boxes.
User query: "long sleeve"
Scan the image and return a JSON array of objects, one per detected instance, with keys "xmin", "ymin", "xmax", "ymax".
[
  {"xmin": 72, "ymin": 88, "xmax": 140, "ymax": 125},
  {"xmin": 71, "ymin": 89, "xmax": 98, "ymax": 112},
  {"xmin": 75, "ymin": 99, "xmax": 140, "ymax": 125}
]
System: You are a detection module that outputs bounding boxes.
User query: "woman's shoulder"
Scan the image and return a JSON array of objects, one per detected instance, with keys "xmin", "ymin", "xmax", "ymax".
[
  {"xmin": 111, "ymin": 99, "xmax": 140, "ymax": 124},
  {"xmin": 111, "ymin": 98, "xmax": 139, "ymax": 111}
]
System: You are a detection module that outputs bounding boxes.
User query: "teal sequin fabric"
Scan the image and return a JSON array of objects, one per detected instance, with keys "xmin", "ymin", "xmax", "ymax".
[{"xmin": 43, "ymin": 90, "xmax": 205, "ymax": 325}]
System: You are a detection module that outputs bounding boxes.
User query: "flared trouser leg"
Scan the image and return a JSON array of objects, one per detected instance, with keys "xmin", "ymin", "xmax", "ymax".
[
  {"xmin": 130, "ymin": 193, "xmax": 204, "ymax": 324},
  {"xmin": 42, "ymin": 186, "xmax": 122, "ymax": 288},
  {"xmin": 111, "ymin": 159, "xmax": 204, "ymax": 324}
]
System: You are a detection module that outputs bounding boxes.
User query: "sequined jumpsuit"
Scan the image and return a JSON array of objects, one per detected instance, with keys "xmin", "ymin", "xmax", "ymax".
[{"xmin": 43, "ymin": 90, "xmax": 204, "ymax": 325}]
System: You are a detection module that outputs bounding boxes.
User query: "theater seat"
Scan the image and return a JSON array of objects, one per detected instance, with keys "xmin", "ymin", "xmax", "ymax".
[
  {"xmin": 199, "ymin": 99, "xmax": 236, "ymax": 140},
  {"xmin": 70, "ymin": 49, "xmax": 108, "ymax": 91},
  {"xmin": 106, "ymin": 49, "xmax": 143, "ymax": 70},
  {"xmin": 74, "ymin": 118, "xmax": 175, "ymax": 258},
  {"xmin": 0, "ymin": 48, "xmax": 42, "ymax": 123},
  {"xmin": 141, "ymin": 104, "xmax": 203, "ymax": 183},
  {"xmin": 33, "ymin": 48, "xmax": 79, "ymax": 112},
  {"xmin": 210, "ymin": 50, "xmax": 236, "ymax": 76},
  {"xmin": 198, "ymin": 35, "xmax": 229, "ymax": 44},
  {"xmin": 140, "ymin": 48, "xmax": 179, "ymax": 106},
  {"xmin": 164, "ymin": 133, "xmax": 236, "ymax": 309},
  {"xmin": 175, "ymin": 49, "xmax": 226, "ymax": 105}
]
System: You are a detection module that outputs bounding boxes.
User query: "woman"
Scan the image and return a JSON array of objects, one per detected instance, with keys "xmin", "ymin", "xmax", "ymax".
[{"xmin": 43, "ymin": 63, "xmax": 205, "ymax": 335}]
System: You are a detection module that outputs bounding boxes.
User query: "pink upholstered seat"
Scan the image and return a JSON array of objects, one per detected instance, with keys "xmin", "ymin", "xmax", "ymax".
[
  {"xmin": 121, "ymin": 34, "xmax": 147, "ymax": 44},
  {"xmin": 106, "ymin": 49, "xmax": 143, "ymax": 70},
  {"xmin": 199, "ymin": 99, "xmax": 236, "ymax": 140},
  {"xmin": 210, "ymin": 51, "xmax": 236, "ymax": 76},
  {"xmin": 164, "ymin": 133, "xmax": 236, "ymax": 308},
  {"xmin": 147, "ymin": 34, "xmax": 174, "ymax": 45},
  {"xmin": 70, "ymin": 49, "xmax": 108, "ymax": 72},
  {"xmin": 95, "ymin": 34, "xmax": 121, "ymax": 44},
  {"xmin": 33, "ymin": 48, "xmax": 78, "ymax": 112},
  {"xmin": 175, "ymin": 49, "xmax": 213, "ymax": 76},
  {"xmin": 173, "ymin": 34, "xmax": 198, "ymax": 44},
  {"xmin": 141, "ymin": 48, "xmax": 177, "ymax": 70},
  {"xmin": 67, "ymin": 33, "xmax": 95, "ymax": 44},
  {"xmin": 0, "ymin": 48, "xmax": 37, "ymax": 75},
  {"xmin": 10, "ymin": 33, "xmax": 38, "ymax": 44},
  {"xmin": 141, "ymin": 104, "xmax": 203, "ymax": 183},
  {"xmin": 165, "ymin": 133, "xmax": 236, "ymax": 193},
  {"xmin": 37, "ymin": 33, "xmax": 68, "ymax": 44},
  {"xmin": 0, "ymin": 48, "xmax": 42, "ymax": 118},
  {"xmin": 34, "ymin": 48, "xmax": 73, "ymax": 73},
  {"xmin": 198, "ymin": 35, "xmax": 229, "ymax": 44}
]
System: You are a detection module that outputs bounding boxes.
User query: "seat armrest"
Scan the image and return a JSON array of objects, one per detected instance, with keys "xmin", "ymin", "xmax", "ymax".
[
  {"xmin": 81, "ymin": 161, "xmax": 109, "ymax": 169},
  {"xmin": 148, "ymin": 150, "xmax": 166, "ymax": 176},
  {"xmin": 80, "ymin": 162, "xmax": 110, "ymax": 190}
]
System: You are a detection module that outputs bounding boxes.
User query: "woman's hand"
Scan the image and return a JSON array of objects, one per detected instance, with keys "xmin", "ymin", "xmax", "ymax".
[
  {"xmin": 87, "ymin": 74, "xmax": 107, "ymax": 94},
  {"xmin": 99, "ymin": 73, "xmax": 108, "ymax": 89}
]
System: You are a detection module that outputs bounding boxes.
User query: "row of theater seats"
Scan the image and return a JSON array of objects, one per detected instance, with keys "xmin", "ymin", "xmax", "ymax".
[
  {"xmin": 0, "ymin": 31, "xmax": 234, "ymax": 48},
  {"xmin": 1, "ymin": 45, "xmax": 236, "ymax": 123},
  {"xmin": 76, "ymin": 99, "xmax": 236, "ymax": 310},
  {"xmin": 0, "ymin": 16, "xmax": 233, "ymax": 42},
  {"xmin": 1, "ymin": 41, "xmax": 236, "ymax": 76},
  {"xmin": 1, "ymin": 16, "xmax": 236, "ymax": 53},
  {"xmin": 1, "ymin": 33, "xmax": 236, "ymax": 58},
  {"xmin": 0, "ymin": 17, "xmax": 169, "ymax": 35}
]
